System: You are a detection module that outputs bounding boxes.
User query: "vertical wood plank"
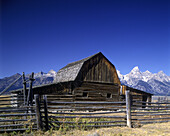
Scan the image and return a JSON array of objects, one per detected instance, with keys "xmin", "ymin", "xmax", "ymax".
[
  {"xmin": 27, "ymin": 72, "xmax": 34, "ymax": 106},
  {"xmin": 93, "ymin": 63, "xmax": 95, "ymax": 81},
  {"xmin": 102, "ymin": 60, "xmax": 106, "ymax": 82},
  {"xmin": 100, "ymin": 59, "xmax": 103, "ymax": 82},
  {"xmin": 98, "ymin": 59, "xmax": 101, "ymax": 81},
  {"xmin": 95, "ymin": 62, "xmax": 98, "ymax": 81},
  {"xmin": 147, "ymin": 95, "xmax": 152, "ymax": 106},
  {"xmin": 126, "ymin": 90, "xmax": 132, "ymax": 128},
  {"xmin": 105, "ymin": 63, "xmax": 107, "ymax": 82},
  {"xmin": 34, "ymin": 94, "xmax": 42, "ymax": 130},
  {"xmin": 43, "ymin": 95, "xmax": 49, "ymax": 131},
  {"xmin": 22, "ymin": 72, "xmax": 26, "ymax": 106},
  {"xmin": 30, "ymin": 72, "xmax": 34, "ymax": 106}
]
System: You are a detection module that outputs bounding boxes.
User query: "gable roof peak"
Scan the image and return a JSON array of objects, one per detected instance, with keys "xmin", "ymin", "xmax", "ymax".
[{"xmin": 54, "ymin": 52, "xmax": 104, "ymax": 83}]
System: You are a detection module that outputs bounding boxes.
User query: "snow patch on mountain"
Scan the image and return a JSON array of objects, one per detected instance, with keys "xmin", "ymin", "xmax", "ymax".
[
  {"xmin": 47, "ymin": 69, "xmax": 57, "ymax": 77},
  {"xmin": 34, "ymin": 70, "xmax": 57, "ymax": 78},
  {"xmin": 117, "ymin": 66, "xmax": 170, "ymax": 95}
]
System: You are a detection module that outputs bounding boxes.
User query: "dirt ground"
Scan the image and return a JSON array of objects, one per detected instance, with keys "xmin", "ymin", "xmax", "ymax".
[{"xmin": 31, "ymin": 122, "xmax": 170, "ymax": 136}]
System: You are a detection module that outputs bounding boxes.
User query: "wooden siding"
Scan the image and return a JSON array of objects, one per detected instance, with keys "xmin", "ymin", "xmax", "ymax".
[
  {"xmin": 76, "ymin": 54, "xmax": 120, "ymax": 85},
  {"xmin": 120, "ymin": 85, "xmax": 152, "ymax": 103},
  {"xmin": 121, "ymin": 85, "xmax": 126, "ymax": 95},
  {"xmin": 73, "ymin": 82, "xmax": 120, "ymax": 101}
]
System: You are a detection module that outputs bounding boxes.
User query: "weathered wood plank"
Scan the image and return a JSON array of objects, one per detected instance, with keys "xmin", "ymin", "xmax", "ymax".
[
  {"xmin": 133, "ymin": 101, "xmax": 170, "ymax": 104},
  {"xmin": 43, "ymin": 95, "xmax": 49, "ymax": 131},
  {"xmin": 34, "ymin": 94, "xmax": 42, "ymax": 130},
  {"xmin": 50, "ymin": 120, "xmax": 126, "ymax": 124},
  {"xmin": 132, "ymin": 117, "xmax": 170, "ymax": 121},
  {"xmin": 48, "ymin": 124, "xmax": 126, "ymax": 128},
  {"xmin": 46, "ymin": 105, "xmax": 126, "ymax": 109},
  {"xmin": 132, "ymin": 113, "xmax": 170, "ymax": 116},
  {"xmin": 0, "ymin": 113, "xmax": 36, "ymax": 117},
  {"xmin": 131, "ymin": 108, "xmax": 170, "ymax": 111},
  {"xmin": 132, "ymin": 105, "xmax": 170, "ymax": 108},
  {"xmin": 136, "ymin": 120, "xmax": 170, "ymax": 124},
  {"xmin": 131, "ymin": 111, "xmax": 170, "ymax": 114},
  {"xmin": 48, "ymin": 111, "xmax": 125, "ymax": 115},
  {"xmin": 0, "ymin": 119, "xmax": 36, "ymax": 122},
  {"xmin": 0, "ymin": 128, "xmax": 37, "ymax": 132},
  {"xmin": 126, "ymin": 90, "xmax": 131, "ymax": 128},
  {"xmin": 0, "ymin": 124, "xmax": 30, "ymax": 128},
  {"xmin": 0, "ymin": 109, "xmax": 31, "ymax": 113},
  {"xmin": 49, "ymin": 115, "xmax": 126, "ymax": 119},
  {"xmin": 47, "ymin": 101, "xmax": 126, "ymax": 104}
]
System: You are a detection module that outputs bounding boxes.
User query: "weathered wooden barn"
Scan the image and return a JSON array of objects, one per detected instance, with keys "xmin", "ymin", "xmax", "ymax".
[
  {"xmin": 120, "ymin": 85, "xmax": 153, "ymax": 107},
  {"xmin": 11, "ymin": 52, "xmax": 153, "ymax": 103},
  {"xmin": 120, "ymin": 85, "xmax": 152, "ymax": 102}
]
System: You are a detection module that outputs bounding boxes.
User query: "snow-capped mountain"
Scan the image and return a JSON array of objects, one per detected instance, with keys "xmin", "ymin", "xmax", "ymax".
[
  {"xmin": 0, "ymin": 67, "xmax": 169, "ymax": 95},
  {"xmin": 117, "ymin": 66, "xmax": 170, "ymax": 95},
  {"xmin": 0, "ymin": 70, "xmax": 57, "ymax": 93},
  {"xmin": 34, "ymin": 70, "xmax": 57, "ymax": 78}
]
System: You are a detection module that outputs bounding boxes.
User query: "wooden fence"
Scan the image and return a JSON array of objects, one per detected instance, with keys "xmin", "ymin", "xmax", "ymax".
[
  {"xmin": 0, "ymin": 94, "xmax": 37, "ymax": 132},
  {"xmin": 131, "ymin": 100, "xmax": 170, "ymax": 126},
  {"xmin": 0, "ymin": 91, "xmax": 170, "ymax": 133},
  {"xmin": 39, "ymin": 95, "xmax": 127, "ymax": 130}
]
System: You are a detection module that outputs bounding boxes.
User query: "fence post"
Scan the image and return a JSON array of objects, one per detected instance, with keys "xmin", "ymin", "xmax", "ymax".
[
  {"xmin": 34, "ymin": 94, "xmax": 42, "ymax": 130},
  {"xmin": 27, "ymin": 72, "xmax": 34, "ymax": 106},
  {"xmin": 126, "ymin": 90, "xmax": 132, "ymax": 128},
  {"xmin": 22, "ymin": 72, "xmax": 26, "ymax": 106},
  {"xmin": 43, "ymin": 95, "xmax": 49, "ymax": 131}
]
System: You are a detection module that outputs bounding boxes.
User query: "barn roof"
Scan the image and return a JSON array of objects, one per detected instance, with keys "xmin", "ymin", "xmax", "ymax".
[
  {"xmin": 54, "ymin": 52, "xmax": 103, "ymax": 83},
  {"xmin": 125, "ymin": 85, "xmax": 153, "ymax": 95}
]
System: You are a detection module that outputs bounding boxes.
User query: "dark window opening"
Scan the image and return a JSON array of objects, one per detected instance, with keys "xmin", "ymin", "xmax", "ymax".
[
  {"xmin": 107, "ymin": 93, "xmax": 112, "ymax": 98},
  {"xmin": 83, "ymin": 92, "xmax": 88, "ymax": 97}
]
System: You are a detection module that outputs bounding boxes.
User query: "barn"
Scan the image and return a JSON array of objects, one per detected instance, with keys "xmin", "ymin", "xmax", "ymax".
[
  {"xmin": 11, "ymin": 52, "xmax": 153, "ymax": 103},
  {"xmin": 120, "ymin": 85, "xmax": 152, "ymax": 102}
]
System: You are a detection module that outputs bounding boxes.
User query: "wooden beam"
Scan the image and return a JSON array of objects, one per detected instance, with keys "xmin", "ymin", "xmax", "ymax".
[
  {"xmin": 34, "ymin": 94, "xmax": 42, "ymax": 130},
  {"xmin": 126, "ymin": 90, "xmax": 132, "ymax": 128}
]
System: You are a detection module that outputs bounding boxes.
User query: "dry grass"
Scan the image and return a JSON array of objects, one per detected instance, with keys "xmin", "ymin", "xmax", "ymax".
[{"xmin": 30, "ymin": 122, "xmax": 170, "ymax": 136}]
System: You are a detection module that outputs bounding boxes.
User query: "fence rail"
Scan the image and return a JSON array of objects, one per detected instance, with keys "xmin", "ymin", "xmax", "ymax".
[
  {"xmin": 131, "ymin": 100, "xmax": 170, "ymax": 125},
  {"xmin": 0, "ymin": 91, "xmax": 170, "ymax": 133},
  {"xmin": 38, "ymin": 94, "xmax": 127, "ymax": 131},
  {"xmin": 0, "ymin": 94, "xmax": 37, "ymax": 132}
]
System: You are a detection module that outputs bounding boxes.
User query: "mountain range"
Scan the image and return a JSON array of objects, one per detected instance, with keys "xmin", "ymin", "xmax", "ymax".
[
  {"xmin": 117, "ymin": 66, "xmax": 170, "ymax": 95},
  {"xmin": 0, "ymin": 70, "xmax": 57, "ymax": 93},
  {"xmin": 0, "ymin": 67, "xmax": 169, "ymax": 95}
]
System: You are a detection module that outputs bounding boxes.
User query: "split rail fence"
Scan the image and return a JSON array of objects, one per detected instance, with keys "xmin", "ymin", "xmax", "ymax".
[
  {"xmin": 0, "ymin": 94, "xmax": 37, "ymax": 132},
  {"xmin": 39, "ymin": 95, "xmax": 127, "ymax": 130},
  {"xmin": 0, "ymin": 91, "xmax": 170, "ymax": 133},
  {"xmin": 131, "ymin": 100, "xmax": 170, "ymax": 125}
]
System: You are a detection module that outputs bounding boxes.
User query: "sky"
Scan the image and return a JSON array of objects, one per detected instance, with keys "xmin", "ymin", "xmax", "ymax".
[{"xmin": 0, "ymin": 0, "xmax": 170, "ymax": 78}]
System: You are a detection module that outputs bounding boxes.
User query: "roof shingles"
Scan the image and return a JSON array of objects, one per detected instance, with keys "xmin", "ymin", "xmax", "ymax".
[{"xmin": 54, "ymin": 52, "xmax": 101, "ymax": 83}]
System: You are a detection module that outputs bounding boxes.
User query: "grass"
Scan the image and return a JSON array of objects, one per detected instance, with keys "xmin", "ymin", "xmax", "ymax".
[
  {"xmin": 47, "ymin": 112, "xmax": 126, "ymax": 131},
  {"xmin": 30, "ymin": 122, "xmax": 170, "ymax": 136},
  {"xmin": 2, "ymin": 122, "xmax": 169, "ymax": 136}
]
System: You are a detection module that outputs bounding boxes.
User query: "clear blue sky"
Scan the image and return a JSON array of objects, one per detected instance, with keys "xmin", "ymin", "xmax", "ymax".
[{"xmin": 0, "ymin": 0, "xmax": 170, "ymax": 78}]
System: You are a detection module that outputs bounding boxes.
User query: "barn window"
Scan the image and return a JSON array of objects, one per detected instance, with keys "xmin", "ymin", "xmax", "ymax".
[
  {"xmin": 107, "ymin": 93, "xmax": 112, "ymax": 98},
  {"xmin": 83, "ymin": 92, "xmax": 88, "ymax": 97}
]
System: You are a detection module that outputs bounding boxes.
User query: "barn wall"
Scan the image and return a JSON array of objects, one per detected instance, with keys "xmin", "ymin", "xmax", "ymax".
[
  {"xmin": 73, "ymin": 82, "xmax": 120, "ymax": 101},
  {"xmin": 76, "ymin": 54, "xmax": 120, "ymax": 85},
  {"xmin": 120, "ymin": 85, "xmax": 152, "ymax": 102}
]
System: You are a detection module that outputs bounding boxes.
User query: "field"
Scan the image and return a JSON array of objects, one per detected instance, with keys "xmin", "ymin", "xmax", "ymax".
[{"xmin": 2, "ymin": 122, "xmax": 167, "ymax": 136}]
